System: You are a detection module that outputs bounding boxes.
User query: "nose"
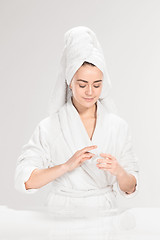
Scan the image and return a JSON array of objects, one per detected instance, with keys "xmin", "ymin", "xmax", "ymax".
[{"xmin": 85, "ymin": 85, "xmax": 93, "ymax": 96}]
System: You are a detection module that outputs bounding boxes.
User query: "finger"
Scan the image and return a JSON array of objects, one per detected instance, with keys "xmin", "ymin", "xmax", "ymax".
[
  {"xmin": 80, "ymin": 153, "xmax": 95, "ymax": 161},
  {"xmin": 106, "ymin": 153, "xmax": 115, "ymax": 159},
  {"xmin": 83, "ymin": 153, "xmax": 95, "ymax": 158},
  {"xmin": 100, "ymin": 153, "xmax": 107, "ymax": 157},
  {"xmin": 98, "ymin": 167, "xmax": 112, "ymax": 170},
  {"xmin": 97, "ymin": 158, "xmax": 112, "ymax": 164},
  {"xmin": 83, "ymin": 145, "xmax": 97, "ymax": 152},
  {"xmin": 100, "ymin": 153, "xmax": 112, "ymax": 158},
  {"xmin": 100, "ymin": 153, "xmax": 116, "ymax": 161},
  {"xmin": 100, "ymin": 154, "xmax": 111, "ymax": 160},
  {"xmin": 80, "ymin": 156, "xmax": 93, "ymax": 164},
  {"xmin": 97, "ymin": 164, "xmax": 112, "ymax": 169},
  {"xmin": 77, "ymin": 145, "xmax": 97, "ymax": 156},
  {"xmin": 97, "ymin": 161, "xmax": 111, "ymax": 166}
]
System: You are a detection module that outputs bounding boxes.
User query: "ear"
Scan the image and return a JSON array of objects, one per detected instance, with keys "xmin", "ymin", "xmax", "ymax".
[{"xmin": 69, "ymin": 82, "xmax": 72, "ymax": 90}]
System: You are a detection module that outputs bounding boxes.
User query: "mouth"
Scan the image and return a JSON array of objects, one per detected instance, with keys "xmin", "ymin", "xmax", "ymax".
[{"xmin": 83, "ymin": 97, "xmax": 94, "ymax": 102}]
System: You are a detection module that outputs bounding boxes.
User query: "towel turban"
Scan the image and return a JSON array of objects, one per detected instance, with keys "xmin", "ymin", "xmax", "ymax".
[{"xmin": 48, "ymin": 26, "xmax": 117, "ymax": 115}]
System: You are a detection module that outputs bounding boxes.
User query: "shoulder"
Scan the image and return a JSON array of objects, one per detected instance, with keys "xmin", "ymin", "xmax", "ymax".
[
  {"xmin": 108, "ymin": 112, "xmax": 128, "ymax": 128},
  {"xmin": 107, "ymin": 113, "xmax": 131, "ymax": 142},
  {"xmin": 99, "ymin": 100, "xmax": 128, "ymax": 129},
  {"xmin": 104, "ymin": 113, "xmax": 131, "ymax": 147},
  {"xmin": 36, "ymin": 114, "xmax": 61, "ymax": 140},
  {"xmin": 38, "ymin": 114, "xmax": 59, "ymax": 128},
  {"xmin": 102, "ymin": 109, "xmax": 130, "ymax": 138}
]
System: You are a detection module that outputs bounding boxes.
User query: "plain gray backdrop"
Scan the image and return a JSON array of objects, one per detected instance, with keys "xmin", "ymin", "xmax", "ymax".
[{"xmin": 0, "ymin": 0, "xmax": 160, "ymax": 210}]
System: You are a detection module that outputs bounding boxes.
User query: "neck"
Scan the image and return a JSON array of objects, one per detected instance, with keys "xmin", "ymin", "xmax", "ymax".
[{"xmin": 71, "ymin": 96, "xmax": 97, "ymax": 119}]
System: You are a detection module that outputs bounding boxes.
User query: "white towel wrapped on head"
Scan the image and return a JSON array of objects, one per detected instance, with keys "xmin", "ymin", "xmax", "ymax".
[{"xmin": 48, "ymin": 26, "xmax": 117, "ymax": 115}]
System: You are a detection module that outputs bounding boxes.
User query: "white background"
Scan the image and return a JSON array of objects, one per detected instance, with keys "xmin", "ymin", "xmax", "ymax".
[{"xmin": 0, "ymin": 0, "xmax": 160, "ymax": 210}]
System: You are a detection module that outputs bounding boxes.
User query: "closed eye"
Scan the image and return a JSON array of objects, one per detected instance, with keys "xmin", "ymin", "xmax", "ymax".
[{"xmin": 79, "ymin": 85, "xmax": 100, "ymax": 88}]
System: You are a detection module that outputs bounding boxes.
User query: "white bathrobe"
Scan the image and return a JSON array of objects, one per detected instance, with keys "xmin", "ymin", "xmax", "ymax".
[{"xmin": 15, "ymin": 96, "xmax": 139, "ymax": 217}]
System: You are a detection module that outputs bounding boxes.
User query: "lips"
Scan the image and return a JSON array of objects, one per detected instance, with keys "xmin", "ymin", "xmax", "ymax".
[{"xmin": 84, "ymin": 98, "xmax": 94, "ymax": 101}]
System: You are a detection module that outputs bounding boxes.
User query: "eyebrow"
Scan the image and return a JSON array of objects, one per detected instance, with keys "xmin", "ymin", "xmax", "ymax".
[{"xmin": 76, "ymin": 79, "xmax": 102, "ymax": 83}]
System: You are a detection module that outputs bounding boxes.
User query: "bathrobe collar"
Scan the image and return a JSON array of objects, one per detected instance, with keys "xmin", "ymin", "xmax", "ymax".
[{"xmin": 58, "ymin": 95, "xmax": 110, "ymax": 155}]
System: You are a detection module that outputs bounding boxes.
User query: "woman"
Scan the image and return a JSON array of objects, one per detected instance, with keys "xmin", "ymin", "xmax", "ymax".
[{"xmin": 14, "ymin": 26, "xmax": 139, "ymax": 217}]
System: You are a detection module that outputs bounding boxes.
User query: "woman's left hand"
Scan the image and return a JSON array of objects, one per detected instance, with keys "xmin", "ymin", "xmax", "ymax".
[{"xmin": 96, "ymin": 153, "xmax": 124, "ymax": 177}]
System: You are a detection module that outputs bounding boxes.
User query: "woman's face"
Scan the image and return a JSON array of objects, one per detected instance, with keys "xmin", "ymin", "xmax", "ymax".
[{"xmin": 69, "ymin": 64, "xmax": 103, "ymax": 108}]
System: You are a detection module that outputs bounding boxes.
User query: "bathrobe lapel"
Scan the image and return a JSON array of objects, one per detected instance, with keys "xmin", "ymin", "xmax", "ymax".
[{"xmin": 58, "ymin": 96, "xmax": 111, "ymax": 187}]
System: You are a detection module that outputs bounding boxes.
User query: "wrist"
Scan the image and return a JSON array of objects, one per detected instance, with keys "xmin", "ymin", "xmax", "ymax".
[
  {"xmin": 61, "ymin": 163, "xmax": 69, "ymax": 173},
  {"xmin": 116, "ymin": 167, "xmax": 127, "ymax": 179}
]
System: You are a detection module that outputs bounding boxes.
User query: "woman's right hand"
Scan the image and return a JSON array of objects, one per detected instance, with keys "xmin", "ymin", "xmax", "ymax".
[{"xmin": 64, "ymin": 145, "xmax": 97, "ymax": 172}]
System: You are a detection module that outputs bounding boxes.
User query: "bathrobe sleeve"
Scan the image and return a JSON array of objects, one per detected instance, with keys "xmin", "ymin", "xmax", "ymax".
[
  {"xmin": 117, "ymin": 122, "xmax": 140, "ymax": 198},
  {"xmin": 14, "ymin": 120, "xmax": 51, "ymax": 194}
]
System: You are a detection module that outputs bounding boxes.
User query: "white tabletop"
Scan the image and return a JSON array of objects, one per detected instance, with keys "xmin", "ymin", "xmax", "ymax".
[{"xmin": 0, "ymin": 205, "xmax": 160, "ymax": 240}]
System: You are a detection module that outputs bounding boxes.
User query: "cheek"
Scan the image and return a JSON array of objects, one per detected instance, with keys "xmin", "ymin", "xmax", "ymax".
[
  {"xmin": 72, "ymin": 86, "xmax": 83, "ymax": 96},
  {"xmin": 96, "ymin": 86, "xmax": 102, "ymax": 95}
]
